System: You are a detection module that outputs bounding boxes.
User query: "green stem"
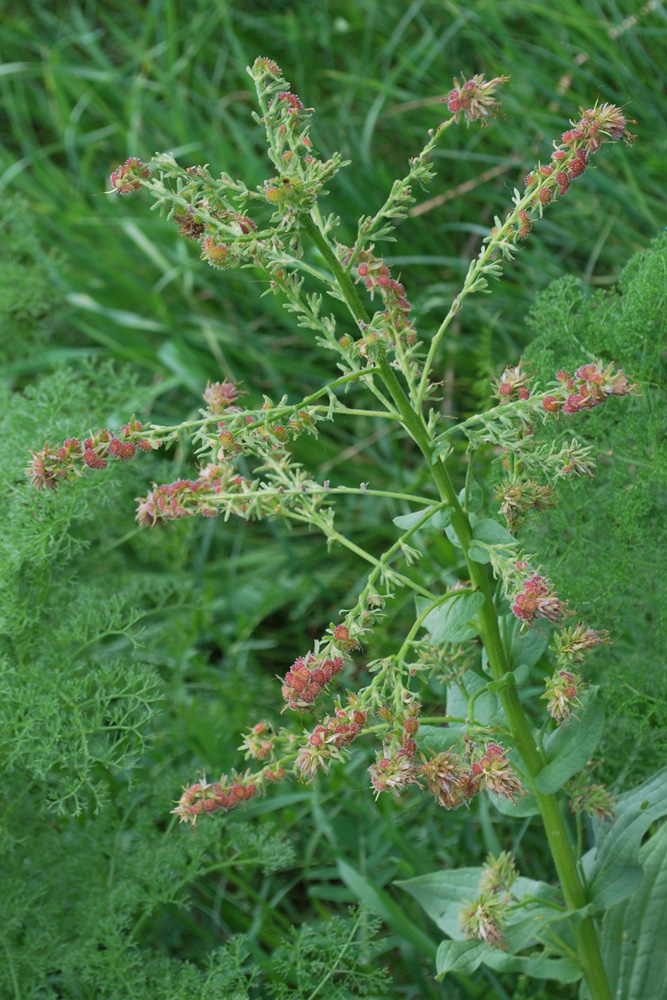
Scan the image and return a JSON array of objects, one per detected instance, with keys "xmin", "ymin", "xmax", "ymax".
[
  {"xmin": 300, "ymin": 212, "xmax": 613, "ymax": 1000},
  {"xmin": 377, "ymin": 352, "xmax": 612, "ymax": 1000}
]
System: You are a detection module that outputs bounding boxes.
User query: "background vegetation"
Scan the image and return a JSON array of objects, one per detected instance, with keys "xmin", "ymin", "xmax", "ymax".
[{"xmin": 1, "ymin": 1, "xmax": 665, "ymax": 996}]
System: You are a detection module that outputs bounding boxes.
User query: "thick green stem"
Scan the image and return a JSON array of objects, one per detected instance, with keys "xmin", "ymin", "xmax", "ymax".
[{"xmin": 301, "ymin": 213, "xmax": 612, "ymax": 1000}]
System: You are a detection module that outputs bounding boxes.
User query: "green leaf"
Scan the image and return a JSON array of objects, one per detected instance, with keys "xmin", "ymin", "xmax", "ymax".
[
  {"xmin": 535, "ymin": 688, "xmax": 605, "ymax": 794},
  {"xmin": 482, "ymin": 951, "xmax": 582, "ymax": 982},
  {"xmin": 421, "ymin": 591, "xmax": 485, "ymax": 643},
  {"xmin": 504, "ymin": 614, "xmax": 550, "ymax": 669},
  {"xmin": 417, "ymin": 725, "xmax": 463, "ymax": 753},
  {"xmin": 584, "ymin": 765, "xmax": 667, "ymax": 908},
  {"xmin": 468, "ymin": 518, "xmax": 515, "ymax": 563},
  {"xmin": 392, "ymin": 506, "xmax": 435, "ymax": 529},
  {"xmin": 593, "ymin": 821, "xmax": 667, "ymax": 1000},
  {"xmin": 447, "ymin": 669, "xmax": 502, "ymax": 727},
  {"xmin": 435, "ymin": 939, "xmax": 486, "ymax": 976},
  {"xmin": 487, "ymin": 788, "xmax": 540, "ymax": 818},
  {"xmin": 396, "ymin": 867, "xmax": 486, "ymax": 939},
  {"xmin": 392, "ymin": 505, "xmax": 452, "ymax": 530},
  {"xmin": 432, "ymin": 506, "xmax": 454, "ymax": 528},
  {"xmin": 458, "ymin": 481, "xmax": 483, "ymax": 513}
]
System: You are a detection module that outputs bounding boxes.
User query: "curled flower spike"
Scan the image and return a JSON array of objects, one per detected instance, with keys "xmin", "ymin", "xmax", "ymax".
[
  {"xmin": 171, "ymin": 772, "xmax": 258, "ymax": 826},
  {"xmin": 26, "ymin": 419, "xmax": 156, "ymax": 492},
  {"xmin": 445, "ymin": 73, "xmax": 510, "ymax": 126},
  {"xmin": 543, "ymin": 361, "xmax": 635, "ymax": 415}
]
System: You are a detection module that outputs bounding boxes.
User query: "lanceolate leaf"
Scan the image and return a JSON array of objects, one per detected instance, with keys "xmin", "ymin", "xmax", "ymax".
[
  {"xmin": 581, "ymin": 822, "xmax": 667, "ymax": 1000},
  {"xmin": 535, "ymin": 688, "xmax": 605, "ymax": 794},
  {"xmin": 583, "ymin": 765, "xmax": 667, "ymax": 909}
]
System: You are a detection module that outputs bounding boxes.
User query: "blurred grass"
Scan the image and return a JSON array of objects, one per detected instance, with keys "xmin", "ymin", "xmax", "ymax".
[{"xmin": 1, "ymin": 2, "xmax": 664, "ymax": 995}]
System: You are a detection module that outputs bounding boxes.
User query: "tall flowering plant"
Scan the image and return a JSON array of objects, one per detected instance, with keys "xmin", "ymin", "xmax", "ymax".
[{"xmin": 30, "ymin": 59, "xmax": 657, "ymax": 999}]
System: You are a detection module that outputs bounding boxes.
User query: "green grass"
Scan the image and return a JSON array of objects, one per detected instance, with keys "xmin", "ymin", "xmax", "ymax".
[{"xmin": 1, "ymin": 1, "xmax": 665, "ymax": 997}]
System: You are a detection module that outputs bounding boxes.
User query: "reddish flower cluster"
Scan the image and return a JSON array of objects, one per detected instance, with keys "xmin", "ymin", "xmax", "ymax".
[
  {"xmin": 171, "ymin": 773, "xmax": 258, "ymax": 826},
  {"xmin": 135, "ymin": 462, "xmax": 251, "ymax": 527},
  {"xmin": 295, "ymin": 706, "xmax": 368, "ymax": 779},
  {"xmin": 370, "ymin": 738, "xmax": 524, "ymax": 808},
  {"xmin": 470, "ymin": 743, "xmax": 524, "ymax": 801},
  {"xmin": 203, "ymin": 379, "xmax": 242, "ymax": 414},
  {"xmin": 542, "ymin": 361, "xmax": 633, "ymax": 415},
  {"xmin": 331, "ymin": 623, "xmax": 361, "ymax": 652},
  {"xmin": 26, "ymin": 418, "xmax": 155, "ymax": 491},
  {"xmin": 419, "ymin": 750, "xmax": 471, "ymax": 808},
  {"xmin": 109, "ymin": 157, "xmax": 150, "ymax": 194},
  {"xmin": 281, "ymin": 652, "xmax": 344, "ymax": 710},
  {"xmin": 239, "ymin": 721, "xmax": 274, "ymax": 761},
  {"xmin": 525, "ymin": 103, "xmax": 631, "ymax": 204},
  {"xmin": 340, "ymin": 245, "xmax": 418, "ymax": 354},
  {"xmin": 276, "ymin": 91, "xmax": 303, "ymax": 114},
  {"xmin": 444, "ymin": 73, "xmax": 510, "ymax": 126},
  {"xmin": 254, "ymin": 56, "xmax": 283, "ymax": 78},
  {"xmin": 494, "ymin": 362, "xmax": 532, "ymax": 403},
  {"xmin": 511, "ymin": 571, "xmax": 563, "ymax": 624},
  {"xmin": 369, "ymin": 747, "xmax": 420, "ymax": 793}
]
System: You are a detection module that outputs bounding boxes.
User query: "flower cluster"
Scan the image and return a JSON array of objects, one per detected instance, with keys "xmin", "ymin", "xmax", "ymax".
[
  {"xmin": 109, "ymin": 157, "xmax": 150, "ymax": 194},
  {"xmin": 568, "ymin": 778, "xmax": 616, "ymax": 822},
  {"xmin": 135, "ymin": 462, "xmax": 252, "ymax": 526},
  {"xmin": 541, "ymin": 623, "xmax": 608, "ymax": 724},
  {"xmin": 494, "ymin": 361, "xmax": 532, "ymax": 403},
  {"xmin": 26, "ymin": 418, "xmax": 156, "ymax": 491},
  {"xmin": 295, "ymin": 705, "xmax": 368, "ymax": 779},
  {"xmin": 371, "ymin": 741, "xmax": 524, "ymax": 808},
  {"xmin": 542, "ymin": 362, "xmax": 633, "ymax": 415},
  {"xmin": 470, "ymin": 742, "xmax": 525, "ymax": 801},
  {"xmin": 444, "ymin": 73, "xmax": 510, "ymax": 126},
  {"xmin": 495, "ymin": 478, "xmax": 557, "ymax": 529},
  {"xmin": 281, "ymin": 651, "xmax": 345, "ymax": 710},
  {"xmin": 202, "ymin": 379, "xmax": 242, "ymax": 413},
  {"xmin": 553, "ymin": 622, "xmax": 609, "ymax": 664},
  {"xmin": 238, "ymin": 721, "xmax": 274, "ymax": 761},
  {"xmin": 524, "ymin": 103, "xmax": 631, "ymax": 206},
  {"xmin": 460, "ymin": 852, "xmax": 519, "ymax": 950},
  {"xmin": 368, "ymin": 707, "xmax": 423, "ymax": 793},
  {"xmin": 542, "ymin": 670, "xmax": 584, "ymax": 724},
  {"xmin": 171, "ymin": 772, "xmax": 258, "ymax": 827},
  {"xmin": 338, "ymin": 244, "xmax": 418, "ymax": 358},
  {"xmin": 511, "ymin": 569, "xmax": 563, "ymax": 625},
  {"xmin": 418, "ymin": 749, "xmax": 471, "ymax": 808}
]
